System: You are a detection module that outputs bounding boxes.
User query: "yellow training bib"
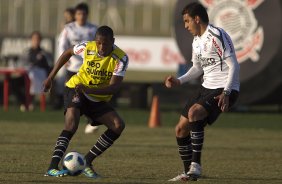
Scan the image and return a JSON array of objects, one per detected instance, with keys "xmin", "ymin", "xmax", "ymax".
[{"xmin": 66, "ymin": 41, "xmax": 126, "ymax": 102}]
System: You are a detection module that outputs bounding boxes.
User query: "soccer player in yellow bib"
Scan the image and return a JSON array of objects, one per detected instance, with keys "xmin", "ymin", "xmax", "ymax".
[{"xmin": 43, "ymin": 26, "xmax": 129, "ymax": 178}]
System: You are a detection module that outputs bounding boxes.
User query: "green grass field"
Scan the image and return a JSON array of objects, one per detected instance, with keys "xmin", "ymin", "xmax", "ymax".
[{"xmin": 0, "ymin": 109, "xmax": 282, "ymax": 184}]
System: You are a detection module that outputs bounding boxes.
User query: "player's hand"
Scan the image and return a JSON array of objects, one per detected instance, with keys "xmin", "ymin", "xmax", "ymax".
[
  {"xmin": 164, "ymin": 75, "xmax": 180, "ymax": 88},
  {"xmin": 214, "ymin": 93, "xmax": 230, "ymax": 112},
  {"xmin": 75, "ymin": 84, "xmax": 85, "ymax": 93},
  {"xmin": 75, "ymin": 84, "xmax": 90, "ymax": 93},
  {"xmin": 42, "ymin": 78, "xmax": 52, "ymax": 92}
]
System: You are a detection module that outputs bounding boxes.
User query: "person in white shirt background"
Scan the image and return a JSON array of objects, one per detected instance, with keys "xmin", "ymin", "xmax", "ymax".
[{"xmin": 53, "ymin": 3, "xmax": 99, "ymax": 134}]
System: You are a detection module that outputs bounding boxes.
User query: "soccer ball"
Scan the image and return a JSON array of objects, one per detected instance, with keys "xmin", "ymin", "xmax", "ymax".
[{"xmin": 62, "ymin": 151, "xmax": 86, "ymax": 176}]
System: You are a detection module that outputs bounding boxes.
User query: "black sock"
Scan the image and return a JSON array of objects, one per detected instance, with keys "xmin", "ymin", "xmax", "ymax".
[
  {"xmin": 176, "ymin": 136, "xmax": 192, "ymax": 173},
  {"xmin": 85, "ymin": 129, "xmax": 120, "ymax": 165},
  {"xmin": 188, "ymin": 120, "xmax": 205, "ymax": 165},
  {"xmin": 48, "ymin": 130, "xmax": 74, "ymax": 170}
]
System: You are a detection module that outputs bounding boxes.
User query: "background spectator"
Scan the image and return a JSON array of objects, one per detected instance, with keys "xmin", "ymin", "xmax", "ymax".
[{"xmin": 20, "ymin": 31, "xmax": 52, "ymax": 111}]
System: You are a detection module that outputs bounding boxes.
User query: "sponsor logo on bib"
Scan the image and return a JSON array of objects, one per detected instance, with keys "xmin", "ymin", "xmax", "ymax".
[{"xmin": 87, "ymin": 50, "xmax": 96, "ymax": 55}]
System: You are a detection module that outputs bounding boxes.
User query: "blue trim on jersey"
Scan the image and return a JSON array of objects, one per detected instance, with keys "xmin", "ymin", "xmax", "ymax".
[
  {"xmin": 77, "ymin": 42, "xmax": 87, "ymax": 47},
  {"xmin": 120, "ymin": 55, "xmax": 129, "ymax": 71},
  {"xmin": 208, "ymin": 25, "xmax": 226, "ymax": 71},
  {"xmin": 112, "ymin": 53, "xmax": 128, "ymax": 72},
  {"xmin": 208, "ymin": 25, "xmax": 226, "ymax": 50}
]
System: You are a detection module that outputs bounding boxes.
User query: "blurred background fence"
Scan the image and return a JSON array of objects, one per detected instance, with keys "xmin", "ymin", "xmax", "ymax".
[
  {"xmin": 0, "ymin": 0, "xmax": 175, "ymax": 36},
  {"xmin": 0, "ymin": 0, "xmax": 282, "ymax": 112}
]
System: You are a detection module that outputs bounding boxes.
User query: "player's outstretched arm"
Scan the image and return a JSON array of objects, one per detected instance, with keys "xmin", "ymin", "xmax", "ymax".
[
  {"xmin": 42, "ymin": 47, "xmax": 73, "ymax": 92},
  {"xmin": 164, "ymin": 75, "xmax": 181, "ymax": 88},
  {"xmin": 75, "ymin": 75, "xmax": 124, "ymax": 95}
]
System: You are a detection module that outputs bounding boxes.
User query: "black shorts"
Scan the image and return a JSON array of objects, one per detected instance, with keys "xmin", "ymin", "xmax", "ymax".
[
  {"xmin": 64, "ymin": 87, "xmax": 115, "ymax": 126},
  {"xmin": 181, "ymin": 86, "xmax": 239, "ymax": 125}
]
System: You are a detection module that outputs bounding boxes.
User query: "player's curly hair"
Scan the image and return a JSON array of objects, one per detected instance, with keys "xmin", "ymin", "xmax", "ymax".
[
  {"xmin": 96, "ymin": 26, "xmax": 114, "ymax": 39},
  {"xmin": 182, "ymin": 2, "xmax": 209, "ymax": 24}
]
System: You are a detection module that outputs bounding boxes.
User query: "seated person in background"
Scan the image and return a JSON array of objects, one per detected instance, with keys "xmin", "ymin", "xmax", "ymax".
[{"xmin": 20, "ymin": 31, "xmax": 51, "ymax": 111}]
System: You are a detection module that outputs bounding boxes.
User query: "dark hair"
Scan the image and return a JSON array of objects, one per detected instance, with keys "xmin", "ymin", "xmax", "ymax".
[
  {"xmin": 75, "ymin": 3, "xmax": 89, "ymax": 15},
  {"xmin": 65, "ymin": 7, "xmax": 75, "ymax": 15},
  {"xmin": 95, "ymin": 26, "xmax": 114, "ymax": 39},
  {"xmin": 182, "ymin": 2, "xmax": 209, "ymax": 23},
  {"xmin": 30, "ymin": 31, "xmax": 42, "ymax": 39}
]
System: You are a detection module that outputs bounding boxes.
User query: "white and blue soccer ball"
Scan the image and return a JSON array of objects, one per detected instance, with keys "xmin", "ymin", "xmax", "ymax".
[{"xmin": 63, "ymin": 151, "xmax": 86, "ymax": 176}]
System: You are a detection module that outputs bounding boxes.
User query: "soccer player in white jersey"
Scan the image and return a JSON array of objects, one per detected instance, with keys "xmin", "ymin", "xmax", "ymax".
[
  {"xmin": 165, "ymin": 2, "xmax": 240, "ymax": 181},
  {"xmin": 59, "ymin": 3, "xmax": 97, "ymax": 79},
  {"xmin": 57, "ymin": 3, "xmax": 99, "ymax": 133},
  {"xmin": 55, "ymin": 3, "xmax": 97, "ymax": 106}
]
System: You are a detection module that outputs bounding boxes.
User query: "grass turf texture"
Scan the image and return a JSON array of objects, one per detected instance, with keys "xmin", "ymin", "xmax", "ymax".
[{"xmin": 0, "ymin": 109, "xmax": 282, "ymax": 184}]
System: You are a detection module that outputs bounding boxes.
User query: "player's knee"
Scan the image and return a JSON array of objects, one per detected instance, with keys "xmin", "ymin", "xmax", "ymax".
[
  {"xmin": 175, "ymin": 125, "xmax": 182, "ymax": 137},
  {"xmin": 112, "ymin": 119, "xmax": 125, "ymax": 135},
  {"xmin": 175, "ymin": 123, "xmax": 188, "ymax": 137},
  {"xmin": 188, "ymin": 105, "xmax": 206, "ymax": 121},
  {"xmin": 188, "ymin": 109, "xmax": 199, "ymax": 121}
]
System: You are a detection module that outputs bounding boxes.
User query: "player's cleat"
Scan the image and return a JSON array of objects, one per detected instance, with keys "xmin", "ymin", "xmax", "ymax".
[
  {"xmin": 168, "ymin": 172, "xmax": 190, "ymax": 181},
  {"xmin": 187, "ymin": 162, "xmax": 202, "ymax": 181},
  {"xmin": 83, "ymin": 165, "xmax": 101, "ymax": 179},
  {"xmin": 44, "ymin": 169, "xmax": 68, "ymax": 177}
]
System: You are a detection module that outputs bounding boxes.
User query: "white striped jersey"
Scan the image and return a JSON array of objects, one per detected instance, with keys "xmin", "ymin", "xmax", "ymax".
[
  {"xmin": 191, "ymin": 24, "xmax": 240, "ymax": 91},
  {"xmin": 58, "ymin": 22, "xmax": 98, "ymax": 72}
]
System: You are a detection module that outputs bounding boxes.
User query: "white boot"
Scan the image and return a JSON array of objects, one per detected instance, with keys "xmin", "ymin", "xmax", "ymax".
[
  {"xmin": 187, "ymin": 162, "xmax": 202, "ymax": 179},
  {"xmin": 168, "ymin": 172, "xmax": 189, "ymax": 181}
]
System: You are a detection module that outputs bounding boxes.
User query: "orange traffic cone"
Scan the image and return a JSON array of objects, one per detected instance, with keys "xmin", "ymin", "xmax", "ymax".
[
  {"xmin": 40, "ymin": 93, "xmax": 46, "ymax": 112},
  {"xmin": 148, "ymin": 95, "xmax": 161, "ymax": 128}
]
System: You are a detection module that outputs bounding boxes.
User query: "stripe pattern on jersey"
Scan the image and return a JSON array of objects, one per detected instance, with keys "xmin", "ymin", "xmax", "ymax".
[
  {"xmin": 209, "ymin": 25, "xmax": 226, "ymax": 51},
  {"xmin": 112, "ymin": 54, "xmax": 129, "ymax": 71},
  {"xmin": 208, "ymin": 26, "xmax": 225, "ymax": 71}
]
